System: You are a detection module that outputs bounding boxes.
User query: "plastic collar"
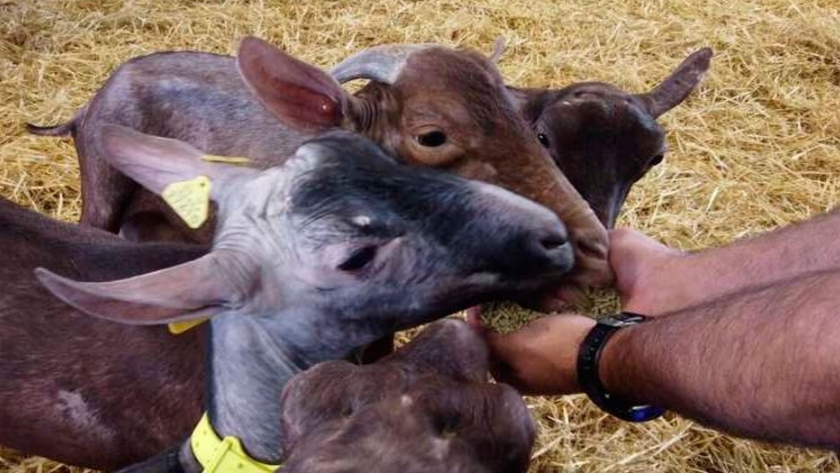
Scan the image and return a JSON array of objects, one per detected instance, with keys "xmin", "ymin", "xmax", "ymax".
[{"xmin": 190, "ymin": 413, "xmax": 282, "ymax": 472}]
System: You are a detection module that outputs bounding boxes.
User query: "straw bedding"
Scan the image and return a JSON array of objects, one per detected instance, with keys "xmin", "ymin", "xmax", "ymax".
[{"xmin": 1, "ymin": 0, "xmax": 839, "ymax": 471}]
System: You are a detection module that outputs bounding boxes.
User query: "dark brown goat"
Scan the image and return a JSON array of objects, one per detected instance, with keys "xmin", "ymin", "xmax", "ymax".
[
  {"xmin": 276, "ymin": 318, "xmax": 536, "ymax": 473},
  {"xmin": 511, "ymin": 48, "xmax": 713, "ymax": 228},
  {"xmin": 28, "ymin": 36, "xmax": 610, "ymax": 287},
  {"xmin": 0, "ymin": 128, "xmax": 572, "ymax": 470}
]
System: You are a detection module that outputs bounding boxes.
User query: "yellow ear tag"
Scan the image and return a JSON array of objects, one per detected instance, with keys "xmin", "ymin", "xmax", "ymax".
[
  {"xmin": 168, "ymin": 318, "xmax": 208, "ymax": 335},
  {"xmin": 161, "ymin": 176, "xmax": 212, "ymax": 229},
  {"xmin": 201, "ymin": 154, "xmax": 250, "ymax": 165}
]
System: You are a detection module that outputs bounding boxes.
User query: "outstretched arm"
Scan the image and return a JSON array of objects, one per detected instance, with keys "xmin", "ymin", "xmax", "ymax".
[
  {"xmin": 612, "ymin": 207, "xmax": 840, "ymax": 315},
  {"xmin": 603, "ymin": 270, "xmax": 840, "ymax": 449},
  {"xmin": 481, "ymin": 270, "xmax": 840, "ymax": 450}
]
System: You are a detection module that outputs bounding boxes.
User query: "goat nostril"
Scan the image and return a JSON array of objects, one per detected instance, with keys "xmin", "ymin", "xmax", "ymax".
[{"xmin": 540, "ymin": 234, "xmax": 567, "ymax": 251}]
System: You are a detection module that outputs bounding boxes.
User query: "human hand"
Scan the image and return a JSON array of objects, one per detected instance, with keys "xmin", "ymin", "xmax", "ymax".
[
  {"xmin": 469, "ymin": 311, "xmax": 596, "ymax": 396},
  {"xmin": 474, "ymin": 229, "xmax": 681, "ymax": 396},
  {"xmin": 608, "ymin": 228, "xmax": 684, "ymax": 316},
  {"xmin": 531, "ymin": 228, "xmax": 682, "ymax": 314}
]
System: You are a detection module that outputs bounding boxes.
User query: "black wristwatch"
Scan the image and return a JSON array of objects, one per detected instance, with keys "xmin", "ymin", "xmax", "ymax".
[{"xmin": 577, "ymin": 312, "xmax": 665, "ymax": 422}]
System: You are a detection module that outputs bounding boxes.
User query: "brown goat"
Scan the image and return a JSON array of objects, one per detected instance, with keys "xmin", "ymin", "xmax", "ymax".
[
  {"xmin": 276, "ymin": 318, "xmax": 536, "ymax": 473},
  {"xmin": 511, "ymin": 48, "xmax": 713, "ymax": 228},
  {"xmin": 28, "ymin": 36, "xmax": 610, "ymax": 287}
]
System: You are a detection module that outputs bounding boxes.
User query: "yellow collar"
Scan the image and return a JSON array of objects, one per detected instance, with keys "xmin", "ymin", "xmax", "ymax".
[{"xmin": 190, "ymin": 413, "xmax": 282, "ymax": 472}]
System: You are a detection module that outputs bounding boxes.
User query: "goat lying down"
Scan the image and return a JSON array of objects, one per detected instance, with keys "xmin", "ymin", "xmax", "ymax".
[
  {"xmin": 277, "ymin": 318, "xmax": 536, "ymax": 473},
  {"xmin": 124, "ymin": 319, "xmax": 533, "ymax": 473},
  {"xmin": 0, "ymin": 127, "xmax": 571, "ymax": 470}
]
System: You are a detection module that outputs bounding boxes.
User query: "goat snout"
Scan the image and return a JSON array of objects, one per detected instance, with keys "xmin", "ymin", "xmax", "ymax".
[
  {"xmin": 492, "ymin": 219, "xmax": 574, "ymax": 277},
  {"xmin": 538, "ymin": 224, "xmax": 568, "ymax": 251},
  {"xmin": 526, "ymin": 222, "xmax": 574, "ymax": 271},
  {"xmin": 468, "ymin": 180, "xmax": 575, "ymax": 278}
]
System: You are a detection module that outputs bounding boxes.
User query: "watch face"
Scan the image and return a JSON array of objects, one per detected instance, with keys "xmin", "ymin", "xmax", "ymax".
[
  {"xmin": 598, "ymin": 313, "xmax": 647, "ymax": 328},
  {"xmin": 625, "ymin": 404, "xmax": 666, "ymax": 423}
]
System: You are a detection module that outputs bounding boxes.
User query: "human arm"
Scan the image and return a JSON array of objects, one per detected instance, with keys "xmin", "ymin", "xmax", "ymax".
[
  {"xmin": 602, "ymin": 270, "xmax": 840, "ymax": 449},
  {"xmin": 481, "ymin": 270, "xmax": 840, "ymax": 450},
  {"xmin": 611, "ymin": 208, "xmax": 840, "ymax": 315}
]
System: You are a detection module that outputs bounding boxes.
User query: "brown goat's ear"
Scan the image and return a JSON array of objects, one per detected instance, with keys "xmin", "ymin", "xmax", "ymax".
[
  {"xmin": 35, "ymin": 251, "xmax": 252, "ymax": 325},
  {"xmin": 100, "ymin": 125, "xmax": 257, "ymax": 198},
  {"xmin": 237, "ymin": 36, "xmax": 346, "ymax": 132},
  {"xmin": 636, "ymin": 47, "xmax": 713, "ymax": 118},
  {"xmin": 504, "ymin": 86, "xmax": 548, "ymax": 122}
]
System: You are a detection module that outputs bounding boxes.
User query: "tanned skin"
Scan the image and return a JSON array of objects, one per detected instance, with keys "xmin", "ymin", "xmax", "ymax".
[
  {"xmin": 602, "ymin": 270, "xmax": 840, "ymax": 450},
  {"xmin": 611, "ymin": 208, "xmax": 840, "ymax": 316},
  {"xmin": 475, "ymin": 212, "xmax": 840, "ymax": 451}
]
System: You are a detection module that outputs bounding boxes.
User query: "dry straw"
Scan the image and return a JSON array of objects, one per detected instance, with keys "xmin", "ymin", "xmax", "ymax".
[{"xmin": 1, "ymin": 0, "xmax": 839, "ymax": 471}]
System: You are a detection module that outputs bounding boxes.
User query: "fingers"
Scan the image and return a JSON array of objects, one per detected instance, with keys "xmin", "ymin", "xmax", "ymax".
[
  {"xmin": 474, "ymin": 315, "xmax": 566, "ymax": 394},
  {"xmin": 609, "ymin": 228, "xmax": 679, "ymax": 263},
  {"xmin": 608, "ymin": 228, "xmax": 685, "ymax": 316},
  {"xmin": 484, "ymin": 329, "xmax": 535, "ymax": 394},
  {"xmin": 465, "ymin": 305, "xmax": 483, "ymax": 329},
  {"xmin": 468, "ymin": 310, "xmax": 517, "ymax": 368},
  {"xmin": 474, "ymin": 313, "xmax": 597, "ymax": 396},
  {"xmin": 467, "ymin": 307, "xmax": 536, "ymax": 392}
]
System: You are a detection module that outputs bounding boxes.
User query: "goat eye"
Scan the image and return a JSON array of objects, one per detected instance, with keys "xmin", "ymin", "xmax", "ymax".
[
  {"xmin": 338, "ymin": 246, "xmax": 378, "ymax": 271},
  {"xmin": 537, "ymin": 133, "xmax": 550, "ymax": 148},
  {"xmin": 650, "ymin": 154, "xmax": 664, "ymax": 166},
  {"xmin": 417, "ymin": 131, "xmax": 447, "ymax": 147}
]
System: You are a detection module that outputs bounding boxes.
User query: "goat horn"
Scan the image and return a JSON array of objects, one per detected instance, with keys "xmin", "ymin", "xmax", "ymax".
[{"xmin": 330, "ymin": 44, "xmax": 434, "ymax": 84}]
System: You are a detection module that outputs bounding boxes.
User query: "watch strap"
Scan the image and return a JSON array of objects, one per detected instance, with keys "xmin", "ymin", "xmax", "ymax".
[{"xmin": 577, "ymin": 313, "xmax": 665, "ymax": 422}]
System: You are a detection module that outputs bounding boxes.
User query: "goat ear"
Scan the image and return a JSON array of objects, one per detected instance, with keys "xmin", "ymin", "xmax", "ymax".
[
  {"xmin": 636, "ymin": 47, "xmax": 713, "ymax": 118},
  {"xmin": 35, "ymin": 251, "xmax": 253, "ymax": 325},
  {"xmin": 237, "ymin": 36, "xmax": 346, "ymax": 132},
  {"xmin": 504, "ymin": 86, "xmax": 549, "ymax": 122},
  {"xmin": 100, "ymin": 125, "xmax": 257, "ymax": 198}
]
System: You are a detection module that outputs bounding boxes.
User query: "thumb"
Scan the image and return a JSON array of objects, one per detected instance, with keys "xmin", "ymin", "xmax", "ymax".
[
  {"xmin": 466, "ymin": 309, "xmax": 528, "ymax": 386},
  {"xmin": 484, "ymin": 329, "xmax": 524, "ymax": 388}
]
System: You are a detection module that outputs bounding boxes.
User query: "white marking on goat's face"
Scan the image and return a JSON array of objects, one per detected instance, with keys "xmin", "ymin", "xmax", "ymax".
[
  {"xmin": 351, "ymin": 215, "xmax": 371, "ymax": 228},
  {"xmin": 401, "ymin": 395, "xmax": 413, "ymax": 407},
  {"xmin": 57, "ymin": 390, "xmax": 114, "ymax": 441}
]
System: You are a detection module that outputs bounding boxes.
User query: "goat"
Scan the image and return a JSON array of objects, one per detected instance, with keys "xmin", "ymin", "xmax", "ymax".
[
  {"xmin": 27, "ymin": 36, "xmax": 610, "ymax": 287},
  {"xmin": 0, "ymin": 127, "xmax": 571, "ymax": 470},
  {"xmin": 511, "ymin": 48, "xmax": 713, "ymax": 228},
  {"xmin": 276, "ymin": 318, "xmax": 536, "ymax": 473}
]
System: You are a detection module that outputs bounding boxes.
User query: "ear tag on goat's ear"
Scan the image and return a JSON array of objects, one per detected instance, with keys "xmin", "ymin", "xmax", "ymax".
[
  {"xmin": 161, "ymin": 176, "xmax": 212, "ymax": 229},
  {"xmin": 168, "ymin": 318, "xmax": 208, "ymax": 335},
  {"xmin": 201, "ymin": 154, "xmax": 250, "ymax": 165}
]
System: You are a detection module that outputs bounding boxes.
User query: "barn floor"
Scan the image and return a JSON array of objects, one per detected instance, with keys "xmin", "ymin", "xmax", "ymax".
[{"xmin": 1, "ymin": 0, "xmax": 840, "ymax": 471}]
